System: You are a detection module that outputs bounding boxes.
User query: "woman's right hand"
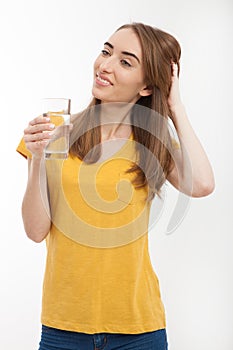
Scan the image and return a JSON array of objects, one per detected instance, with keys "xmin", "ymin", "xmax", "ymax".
[{"xmin": 23, "ymin": 115, "xmax": 55, "ymax": 158}]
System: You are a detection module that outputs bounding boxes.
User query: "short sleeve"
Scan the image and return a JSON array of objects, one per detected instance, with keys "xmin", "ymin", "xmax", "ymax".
[{"xmin": 16, "ymin": 137, "xmax": 32, "ymax": 159}]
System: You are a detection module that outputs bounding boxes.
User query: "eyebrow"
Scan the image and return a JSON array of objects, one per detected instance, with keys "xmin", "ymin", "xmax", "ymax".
[{"xmin": 104, "ymin": 42, "xmax": 140, "ymax": 64}]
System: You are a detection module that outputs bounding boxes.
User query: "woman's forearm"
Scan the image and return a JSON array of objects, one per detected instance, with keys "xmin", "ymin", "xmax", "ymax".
[
  {"xmin": 22, "ymin": 157, "xmax": 51, "ymax": 243},
  {"xmin": 171, "ymin": 104, "xmax": 215, "ymax": 196}
]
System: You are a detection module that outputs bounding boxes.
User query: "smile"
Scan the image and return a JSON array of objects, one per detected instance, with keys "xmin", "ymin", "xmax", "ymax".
[{"xmin": 96, "ymin": 73, "xmax": 112, "ymax": 86}]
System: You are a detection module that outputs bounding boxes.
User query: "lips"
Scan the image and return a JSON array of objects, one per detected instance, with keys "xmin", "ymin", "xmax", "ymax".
[{"xmin": 96, "ymin": 72, "xmax": 113, "ymax": 86}]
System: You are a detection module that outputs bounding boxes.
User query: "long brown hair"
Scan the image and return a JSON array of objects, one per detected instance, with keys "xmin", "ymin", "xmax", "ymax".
[{"xmin": 70, "ymin": 22, "xmax": 181, "ymax": 201}]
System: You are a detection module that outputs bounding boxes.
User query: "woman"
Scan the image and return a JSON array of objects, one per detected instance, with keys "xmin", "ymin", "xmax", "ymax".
[{"xmin": 17, "ymin": 22, "xmax": 215, "ymax": 350}]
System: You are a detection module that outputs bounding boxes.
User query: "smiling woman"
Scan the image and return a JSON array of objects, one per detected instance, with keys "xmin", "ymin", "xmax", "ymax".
[
  {"xmin": 92, "ymin": 28, "xmax": 150, "ymax": 104},
  {"xmin": 16, "ymin": 22, "xmax": 215, "ymax": 350}
]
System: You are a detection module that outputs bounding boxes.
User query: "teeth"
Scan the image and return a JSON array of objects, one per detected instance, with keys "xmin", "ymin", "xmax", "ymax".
[{"xmin": 97, "ymin": 74, "xmax": 110, "ymax": 85}]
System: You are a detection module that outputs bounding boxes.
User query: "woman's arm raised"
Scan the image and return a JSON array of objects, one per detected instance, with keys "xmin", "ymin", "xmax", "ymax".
[{"xmin": 166, "ymin": 63, "xmax": 215, "ymax": 197}]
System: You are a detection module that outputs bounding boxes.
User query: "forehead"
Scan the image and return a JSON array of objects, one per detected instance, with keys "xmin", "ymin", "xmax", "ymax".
[{"xmin": 107, "ymin": 28, "xmax": 142, "ymax": 58}]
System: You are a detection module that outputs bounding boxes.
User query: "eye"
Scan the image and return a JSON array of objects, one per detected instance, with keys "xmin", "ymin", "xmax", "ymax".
[
  {"xmin": 101, "ymin": 49, "xmax": 110, "ymax": 56},
  {"xmin": 120, "ymin": 59, "xmax": 132, "ymax": 67}
]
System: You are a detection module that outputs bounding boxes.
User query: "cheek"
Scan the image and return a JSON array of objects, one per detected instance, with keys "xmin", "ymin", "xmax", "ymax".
[{"xmin": 123, "ymin": 76, "xmax": 145, "ymax": 94}]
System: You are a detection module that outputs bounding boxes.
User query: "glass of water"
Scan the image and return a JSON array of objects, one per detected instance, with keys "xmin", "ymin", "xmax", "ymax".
[{"xmin": 42, "ymin": 98, "xmax": 71, "ymax": 160}]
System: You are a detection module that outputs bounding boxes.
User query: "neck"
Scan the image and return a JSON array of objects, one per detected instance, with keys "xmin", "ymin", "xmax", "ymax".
[{"xmin": 100, "ymin": 102, "xmax": 133, "ymax": 140}]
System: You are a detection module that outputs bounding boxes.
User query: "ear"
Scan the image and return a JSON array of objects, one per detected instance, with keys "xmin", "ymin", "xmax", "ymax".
[{"xmin": 139, "ymin": 85, "xmax": 153, "ymax": 97}]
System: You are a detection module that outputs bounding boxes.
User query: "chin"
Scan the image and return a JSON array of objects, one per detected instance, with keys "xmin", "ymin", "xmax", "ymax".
[
  {"xmin": 92, "ymin": 87, "xmax": 103, "ymax": 101},
  {"xmin": 92, "ymin": 91, "xmax": 110, "ymax": 104}
]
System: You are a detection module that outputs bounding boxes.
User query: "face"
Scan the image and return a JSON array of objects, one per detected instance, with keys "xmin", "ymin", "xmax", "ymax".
[{"xmin": 92, "ymin": 28, "xmax": 151, "ymax": 104}]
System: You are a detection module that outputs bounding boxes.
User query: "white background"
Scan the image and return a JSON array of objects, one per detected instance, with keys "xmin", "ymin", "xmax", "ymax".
[{"xmin": 0, "ymin": 0, "xmax": 232, "ymax": 349}]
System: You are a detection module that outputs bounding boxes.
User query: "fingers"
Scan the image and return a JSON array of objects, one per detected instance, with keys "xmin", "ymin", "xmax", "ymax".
[
  {"xmin": 24, "ymin": 122, "xmax": 55, "ymax": 135},
  {"xmin": 171, "ymin": 61, "xmax": 179, "ymax": 78},
  {"xmin": 23, "ymin": 130, "xmax": 53, "ymax": 143},
  {"xmin": 23, "ymin": 115, "xmax": 56, "ymax": 158},
  {"xmin": 29, "ymin": 114, "xmax": 50, "ymax": 126},
  {"xmin": 24, "ymin": 115, "xmax": 55, "ymax": 136}
]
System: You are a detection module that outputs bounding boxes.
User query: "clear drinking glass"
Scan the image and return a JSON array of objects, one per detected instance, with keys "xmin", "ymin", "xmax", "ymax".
[{"xmin": 42, "ymin": 98, "xmax": 71, "ymax": 160}]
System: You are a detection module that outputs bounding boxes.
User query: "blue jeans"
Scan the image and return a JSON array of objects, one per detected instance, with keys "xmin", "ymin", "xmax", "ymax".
[{"xmin": 38, "ymin": 325, "xmax": 168, "ymax": 350}]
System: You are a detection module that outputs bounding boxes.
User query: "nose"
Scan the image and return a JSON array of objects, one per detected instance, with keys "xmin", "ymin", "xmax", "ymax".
[{"xmin": 99, "ymin": 56, "xmax": 115, "ymax": 73}]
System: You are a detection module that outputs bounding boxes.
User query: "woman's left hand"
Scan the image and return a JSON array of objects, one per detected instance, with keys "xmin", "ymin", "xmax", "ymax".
[{"xmin": 167, "ymin": 62, "xmax": 183, "ymax": 116}]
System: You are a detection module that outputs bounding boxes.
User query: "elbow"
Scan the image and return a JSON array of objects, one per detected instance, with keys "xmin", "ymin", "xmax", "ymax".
[
  {"xmin": 191, "ymin": 178, "xmax": 215, "ymax": 198},
  {"xmin": 26, "ymin": 231, "xmax": 49, "ymax": 243},
  {"xmin": 22, "ymin": 209, "xmax": 51, "ymax": 243},
  {"xmin": 24, "ymin": 224, "xmax": 50, "ymax": 243},
  {"xmin": 27, "ymin": 233, "xmax": 48, "ymax": 243}
]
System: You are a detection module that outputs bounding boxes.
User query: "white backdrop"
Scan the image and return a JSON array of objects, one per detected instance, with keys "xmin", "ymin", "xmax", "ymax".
[{"xmin": 0, "ymin": 0, "xmax": 232, "ymax": 349}]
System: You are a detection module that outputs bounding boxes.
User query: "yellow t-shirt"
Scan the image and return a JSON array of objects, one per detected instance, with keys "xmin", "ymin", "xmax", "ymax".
[{"xmin": 17, "ymin": 135, "xmax": 167, "ymax": 334}]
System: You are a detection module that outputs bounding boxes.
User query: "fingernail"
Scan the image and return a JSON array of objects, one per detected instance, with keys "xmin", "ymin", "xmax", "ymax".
[{"xmin": 49, "ymin": 124, "xmax": 55, "ymax": 129}]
